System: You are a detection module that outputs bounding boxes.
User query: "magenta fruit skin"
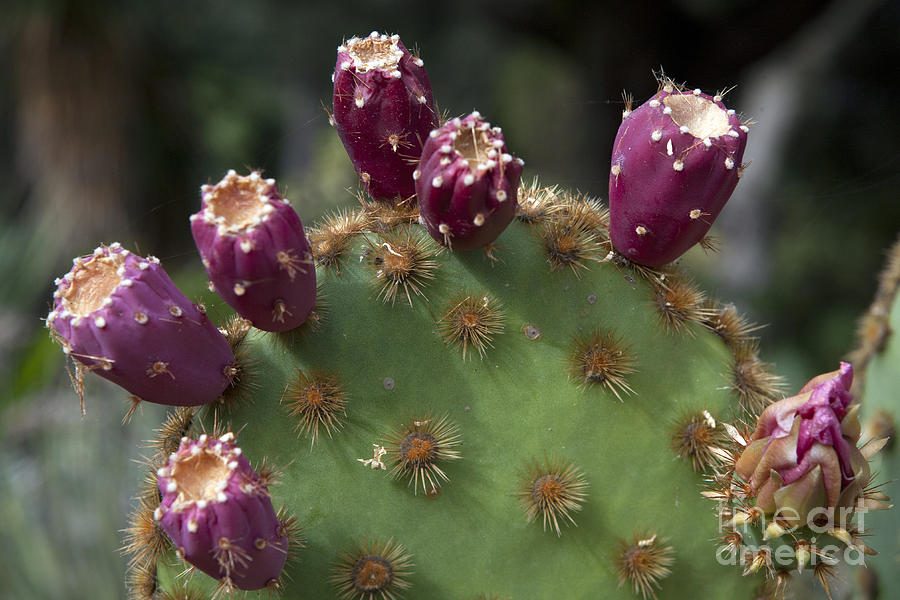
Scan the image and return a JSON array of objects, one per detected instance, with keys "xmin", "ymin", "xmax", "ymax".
[
  {"xmin": 155, "ymin": 433, "xmax": 288, "ymax": 590},
  {"xmin": 765, "ymin": 362, "xmax": 856, "ymax": 487},
  {"xmin": 190, "ymin": 170, "xmax": 316, "ymax": 332},
  {"xmin": 415, "ymin": 112, "xmax": 524, "ymax": 250},
  {"xmin": 47, "ymin": 243, "xmax": 235, "ymax": 406},
  {"xmin": 608, "ymin": 86, "xmax": 748, "ymax": 267},
  {"xmin": 332, "ymin": 31, "xmax": 439, "ymax": 202}
]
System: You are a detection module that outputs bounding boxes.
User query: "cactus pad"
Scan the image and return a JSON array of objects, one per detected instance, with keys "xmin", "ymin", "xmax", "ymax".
[
  {"xmin": 128, "ymin": 187, "xmax": 781, "ymax": 599},
  {"xmin": 41, "ymin": 34, "xmax": 888, "ymax": 600}
]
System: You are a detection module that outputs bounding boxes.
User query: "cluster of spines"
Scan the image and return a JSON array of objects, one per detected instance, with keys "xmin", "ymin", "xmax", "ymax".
[
  {"xmin": 282, "ymin": 369, "xmax": 348, "ymax": 449},
  {"xmin": 515, "ymin": 177, "xmax": 564, "ymax": 224},
  {"xmin": 728, "ymin": 342, "xmax": 786, "ymax": 413},
  {"xmin": 383, "ymin": 415, "xmax": 461, "ymax": 495},
  {"xmin": 365, "ymin": 228, "xmax": 439, "ymax": 306},
  {"xmin": 517, "ymin": 460, "xmax": 589, "ymax": 536},
  {"xmin": 331, "ymin": 538, "xmax": 413, "ymax": 600},
  {"xmin": 567, "ymin": 327, "xmax": 637, "ymax": 401},
  {"xmin": 669, "ymin": 410, "xmax": 728, "ymax": 472},
  {"xmin": 436, "ymin": 292, "xmax": 505, "ymax": 359},
  {"xmin": 307, "ymin": 207, "xmax": 369, "ymax": 273},
  {"xmin": 123, "ymin": 408, "xmax": 197, "ymax": 599},
  {"xmin": 614, "ymin": 534, "xmax": 675, "ymax": 600},
  {"xmin": 650, "ymin": 274, "xmax": 715, "ymax": 335},
  {"xmin": 848, "ymin": 234, "xmax": 900, "ymax": 386},
  {"xmin": 702, "ymin": 302, "xmax": 763, "ymax": 349},
  {"xmin": 204, "ymin": 316, "xmax": 259, "ymax": 416}
]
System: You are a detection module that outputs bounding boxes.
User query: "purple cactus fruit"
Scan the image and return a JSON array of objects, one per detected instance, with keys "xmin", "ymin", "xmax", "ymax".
[
  {"xmin": 46, "ymin": 243, "xmax": 235, "ymax": 407},
  {"xmin": 190, "ymin": 170, "xmax": 316, "ymax": 332},
  {"xmin": 155, "ymin": 432, "xmax": 288, "ymax": 590},
  {"xmin": 415, "ymin": 112, "xmax": 525, "ymax": 250},
  {"xmin": 332, "ymin": 31, "xmax": 439, "ymax": 202},
  {"xmin": 608, "ymin": 81, "xmax": 749, "ymax": 267}
]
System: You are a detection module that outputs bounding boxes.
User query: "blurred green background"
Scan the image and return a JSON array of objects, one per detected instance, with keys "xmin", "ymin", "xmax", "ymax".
[{"xmin": 1, "ymin": 0, "xmax": 898, "ymax": 598}]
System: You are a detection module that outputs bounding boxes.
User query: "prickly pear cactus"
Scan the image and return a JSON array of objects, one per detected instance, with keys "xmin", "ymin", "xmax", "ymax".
[
  {"xmin": 113, "ymin": 176, "xmax": 798, "ymax": 599},
  {"xmin": 849, "ymin": 236, "xmax": 900, "ymax": 597},
  {"xmin": 43, "ymin": 32, "xmax": 891, "ymax": 600}
]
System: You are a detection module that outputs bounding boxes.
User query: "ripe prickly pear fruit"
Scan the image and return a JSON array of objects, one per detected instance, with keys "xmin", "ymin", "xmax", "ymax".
[
  {"xmin": 332, "ymin": 31, "xmax": 439, "ymax": 203},
  {"xmin": 46, "ymin": 243, "xmax": 234, "ymax": 407},
  {"xmin": 609, "ymin": 79, "xmax": 748, "ymax": 267},
  {"xmin": 155, "ymin": 432, "xmax": 291, "ymax": 591},
  {"xmin": 415, "ymin": 112, "xmax": 524, "ymax": 250},
  {"xmin": 190, "ymin": 170, "xmax": 316, "ymax": 332}
]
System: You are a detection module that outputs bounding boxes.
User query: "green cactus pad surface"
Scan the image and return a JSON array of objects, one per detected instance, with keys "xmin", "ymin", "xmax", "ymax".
[{"xmin": 146, "ymin": 205, "xmax": 764, "ymax": 599}]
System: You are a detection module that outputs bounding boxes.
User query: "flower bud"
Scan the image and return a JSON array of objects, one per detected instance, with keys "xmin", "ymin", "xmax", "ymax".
[{"xmin": 734, "ymin": 363, "xmax": 869, "ymax": 521}]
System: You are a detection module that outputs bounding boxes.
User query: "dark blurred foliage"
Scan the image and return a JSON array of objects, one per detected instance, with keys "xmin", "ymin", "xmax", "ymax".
[{"xmin": 749, "ymin": 2, "xmax": 900, "ymax": 376}]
